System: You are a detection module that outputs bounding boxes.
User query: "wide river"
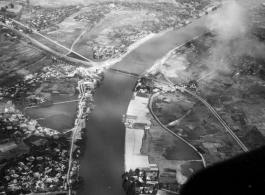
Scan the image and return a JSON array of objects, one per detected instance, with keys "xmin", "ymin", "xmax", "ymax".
[
  {"xmin": 24, "ymin": 1, "xmax": 264, "ymax": 194},
  {"xmin": 78, "ymin": 1, "xmax": 265, "ymax": 193},
  {"xmin": 78, "ymin": 12, "xmax": 212, "ymax": 195}
]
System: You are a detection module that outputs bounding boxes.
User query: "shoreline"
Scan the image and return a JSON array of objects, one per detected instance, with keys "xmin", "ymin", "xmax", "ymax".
[
  {"xmin": 101, "ymin": 28, "xmax": 173, "ymax": 68},
  {"xmin": 122, "ymin": 85, "xmax": 205, "ymax": 193},
  {"xmin": 66, "ymin": 67, "xmax": 104, "ymax": 194},
  {"xmin": 0, "ymin": 63, "xmax": 103, "ymax": 194}
]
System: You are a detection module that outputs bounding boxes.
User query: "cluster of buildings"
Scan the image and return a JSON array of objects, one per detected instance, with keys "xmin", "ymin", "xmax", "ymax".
[
  {"xmin": 25, "ymin": 5, "xmax": 80, "ymax": 31},
  {"xmin": 92, "ymin": 30, "xmax": 151, "ymax": 60},
  {"xmin": 0, "ymin": 101, "xmax": 60, "ymax": 141},
  {"xmin": 0, "ymin": 71, "xmax": 44, "ymax": 103},
  {"xmin": 73, "ymin": 1, "xmax": 215, "ymax": 61},
  {"xmin": 0, "ymin": 62, "xmax": 103, "ymax": 194},
  {"xmin": 93, "ymin": 44, "xmax": 127, "ymax": 60},
  {"xmin": 75, "ymin": 67, "xmax": 102, "ymax": 120},
  {"xmin": 232, "ymin": 56, "xmax": 264, "ymax": 77},
  {"xmin": 122, "ymin": 169, "xmax": 160, "ymax": 194},
  {"xmin": 3, "ymin": 144, "xmax": 69, "ymax": 193},
  {"xmin": 73, "ymin": 9, "xmax": 106, "ymax": 23},
  {"xmin": 0, "ymin": 24, "xmax": 19, "ymax": 41}
]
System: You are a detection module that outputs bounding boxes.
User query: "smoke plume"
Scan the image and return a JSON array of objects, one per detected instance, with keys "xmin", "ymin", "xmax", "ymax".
[{"xmin": 199, "ymin": 1, "xmax": 265, "ymax": 79}]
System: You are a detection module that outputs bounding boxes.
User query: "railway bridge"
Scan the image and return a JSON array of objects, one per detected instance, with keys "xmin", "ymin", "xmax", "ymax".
[{"xmin": 107, "ymin": 68, "xmax": 140, "ymax": 78}]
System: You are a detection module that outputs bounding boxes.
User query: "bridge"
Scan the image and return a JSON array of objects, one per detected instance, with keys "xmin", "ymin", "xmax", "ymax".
[
  {"xmin": 53, "ymin": 100, "xmax": 79, "ymax": 105},
  {"xmin": 107, "ymin": 68, "xmax": 140, "ymax": 78}
]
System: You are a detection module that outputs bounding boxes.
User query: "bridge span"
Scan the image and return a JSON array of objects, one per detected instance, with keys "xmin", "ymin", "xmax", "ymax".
[{"xmin": 107, "ymin": 68, "xmax": 140, "ymax": 78}]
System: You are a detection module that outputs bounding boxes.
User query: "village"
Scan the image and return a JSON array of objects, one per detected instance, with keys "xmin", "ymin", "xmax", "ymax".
[
  {"xmin": 21, "ymin": 5, "xmax": 81, "ymax": 32},
  {"xmin": 69, "ymin": 1, "xmax": 217, "ymax": 60},
  {"xmin": 2, "ymin": 0, "xmax": 264, "ymax": 194},
  {"xmin": 2, "ymin": 0, "xmax": 223, "ymax": 61},
  {"xmin": 0, "ymin": 48, "xmax": 103, "ymax": 194}
]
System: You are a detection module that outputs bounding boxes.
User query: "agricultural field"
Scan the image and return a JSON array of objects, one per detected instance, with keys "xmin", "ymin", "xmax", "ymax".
[
  {"xmin": 0, "ymin": 25, "xmax": 47, "ymax": 83},
  {"xmin": 43, "ymin": 1, "xmax": 211, "ymax": 61},
  {"xmin": 14, "ymin": 0, "xmax": 218, "ymax": 61},
  {"xmin": 150, "ymin": 3, "xmax": 265, "ymax": 166}
]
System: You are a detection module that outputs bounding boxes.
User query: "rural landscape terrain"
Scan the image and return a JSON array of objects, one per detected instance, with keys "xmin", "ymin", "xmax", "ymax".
[{"xmin": 1, "ymin": 0, "xmax": 265, "ymax": 195}]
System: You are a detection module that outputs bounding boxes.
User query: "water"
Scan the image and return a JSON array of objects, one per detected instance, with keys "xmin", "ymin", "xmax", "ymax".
[
  {"xmin": 79, "ymin": 71, "xmax": 137, "ymax": 195},
  {"xmin": 78, "ymin": 18, "xmax": 210, "ymax": 195},
  {"xmin": 24, "ymin": 94, "xmax": 78, "ymax": 132}
]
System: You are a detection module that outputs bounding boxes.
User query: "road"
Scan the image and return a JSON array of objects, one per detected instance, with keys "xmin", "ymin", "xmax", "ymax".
[
  {"xmin": 161, "ymin": 77, "xmax": 249, "ymax": 152},
  {"xmin": 182, "ymin": 88, "xmax": 249, "ymax": 152},
  {"xmin": 66, "ymin": 81, "xmax": 85, "ymax": 194},
  {"xmin": 9, "ymin": 19, "xmax": 96, "ymax": 64},
  {"xmin": 149, "ymin": 92, "xmax": 207, "ymax": 168}
]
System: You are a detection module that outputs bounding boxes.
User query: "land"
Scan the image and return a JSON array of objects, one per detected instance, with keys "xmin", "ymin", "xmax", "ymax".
[
  {"xmin": 3, "ymin": 0, "xmax": 265, "ymax": 195},
  {"xmin": 0, "ymin": 64, "xmax": 103, "ymax": 194},
  {"xmin": 0, "ymin": 16, "xmax": 103, "ymax": 194},
  {"xmin": 123, "ymin": 84, "xmax": 205, "ymax": 193},
  {"xmin": 139, "ymin": 3, "xmax": 265, "ymax": 168},
  {"xmin": 6, "ymin": 0, "xmax": 220, "ymax": 62},
  {"xmin": 120, "ymin": 2, "xmax": 265, "ymax": 194}
]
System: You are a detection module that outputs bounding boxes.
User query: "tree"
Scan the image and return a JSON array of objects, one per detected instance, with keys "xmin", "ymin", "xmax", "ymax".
[
  {"xmin": 135, "ymin": 168, "xmax": 140, "ymax": 176},
  {"xmin": 10, "ymin": 3, "xmax": 14, "ymax": 9},
  {"xmin": 122, "ymin": 172, "xmax": 129, "ymax": 180},
  {"xmin": 0, "ymin": 7, "xmax": 7, "ymax": 20},
  {"xmin": 1, "ymin": 7, "xmax": 7, "ymax": 16}
]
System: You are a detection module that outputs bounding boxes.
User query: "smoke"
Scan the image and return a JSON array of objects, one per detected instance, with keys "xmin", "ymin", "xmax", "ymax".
[
  {"xmin": 206, "ymin": 1, "xmax": 248, "ymax": 41},
  {"xmin": 197, "ymin": 1, "xmax": 265, "ymax": 80}
]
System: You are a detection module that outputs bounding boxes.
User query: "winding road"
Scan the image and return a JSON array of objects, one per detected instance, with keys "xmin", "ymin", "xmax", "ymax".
[
  {"xmin": 161, "ymin": 76, "xmax": 249, "ymax": 152},
  {"xmin": 149, "ymin": 92, "xmax": 207, "ymax": 167}
]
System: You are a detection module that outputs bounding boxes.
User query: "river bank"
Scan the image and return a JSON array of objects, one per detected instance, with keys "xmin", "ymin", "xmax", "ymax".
[
  {"xmin": 0, "ymin": 60, "xmax": 104, "ymax": 194},
  {"xmin": 78, "ymin": 71, "xmax": 137, "ymax": 195},
  {"xmin": 122, "ymin": 77, "xmax": 204, "ymax": 193}
]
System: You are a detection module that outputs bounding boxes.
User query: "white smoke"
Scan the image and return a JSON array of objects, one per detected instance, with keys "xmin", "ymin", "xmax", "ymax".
[
  {"xmin": 205, "ymin": 1, "xmax": 248, "ymax": 41},
  {"xmin": 199, "ymin": 1, "xmax": 265, "ymax": 78}
]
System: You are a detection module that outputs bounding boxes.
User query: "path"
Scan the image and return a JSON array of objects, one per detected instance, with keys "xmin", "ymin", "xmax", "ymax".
[
  {"xmin": 162, "ymin": 77, "xmax": 249, "ymax": 152},
  {"xmin": 149, "ymin": 92, "xmax": 207, "ymax": 167},
  {"xmin": 66, "ymin": 81, "xmax": 85, "ymax": 194},
  {"xmin": 68, "ymin": 24, "xmax": 94, "ymax": 53}
]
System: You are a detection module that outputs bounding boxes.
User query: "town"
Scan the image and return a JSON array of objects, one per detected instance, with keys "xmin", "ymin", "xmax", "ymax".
[
  {"xmin": 2, "ymin": 0, "xmax": 265, "ymax": 195},
  {"xmin": 0, "ymin": 52, "xmax": 103, "ymax": 194}
]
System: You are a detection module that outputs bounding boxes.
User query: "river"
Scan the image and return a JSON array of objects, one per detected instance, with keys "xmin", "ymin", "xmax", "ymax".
[
  {"xmin": 79, "ymin": 71, "xmax": 137, "ymax": 195},
  {"xmin": 78, "ymin": 15, "xmax": 211, "ymax": 195},
  {"xmin": 7, "ymin": 1, "xmax": 264, "ymax": 195}
]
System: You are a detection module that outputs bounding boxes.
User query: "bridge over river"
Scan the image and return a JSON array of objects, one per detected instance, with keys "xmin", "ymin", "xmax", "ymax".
[{"xmin": 107, "ymin": 68, "xmax": 140, "ymax": 78}]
